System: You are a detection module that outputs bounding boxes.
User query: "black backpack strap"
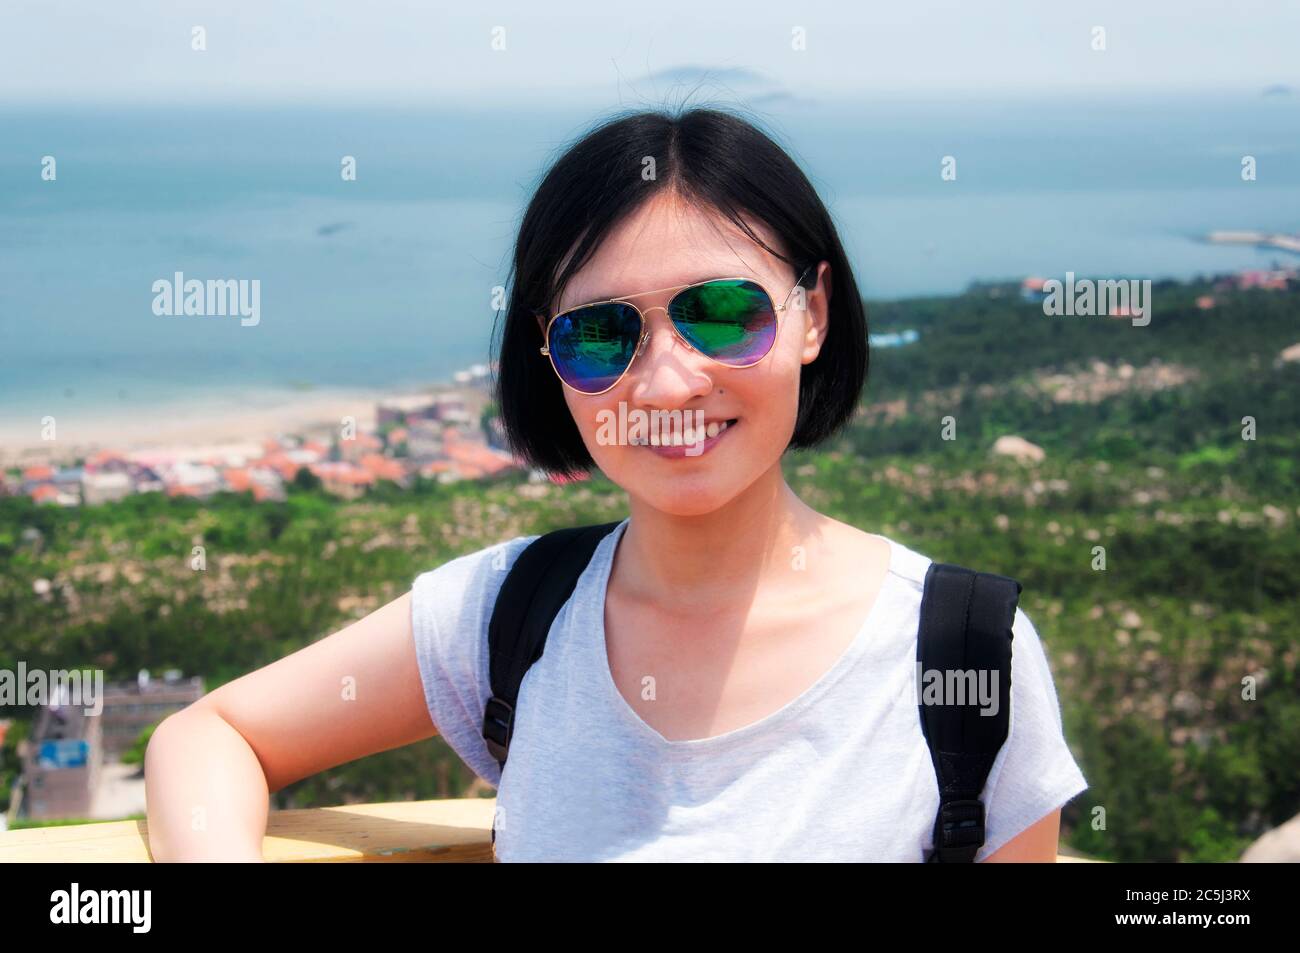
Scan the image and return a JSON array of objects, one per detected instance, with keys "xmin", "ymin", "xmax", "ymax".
[
  {"xmin": 482, "ymin": 521, "xmax": 623, "ymax": 770},
  {"xmin": 917, "ymin": 562, "xmax": 1021, "ymax": 863}
]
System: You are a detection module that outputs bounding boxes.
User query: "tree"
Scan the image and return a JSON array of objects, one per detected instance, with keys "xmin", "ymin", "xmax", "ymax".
[
  {"xmin": 292, "ymin": 466, "xmax": 323, "ymax": 492},
  {"xmin": 120, "ymin": 723, "xmax": 158, "ymax": 769}
]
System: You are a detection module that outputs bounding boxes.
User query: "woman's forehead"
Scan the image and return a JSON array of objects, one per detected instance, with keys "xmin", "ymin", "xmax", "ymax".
[
  {"xmin": 554, "ymin": 203, "xmax": 786, "ymax": 311},
  {"xmin": 561, "ymin": 265, "xmax": 755, "ymax": 308}
]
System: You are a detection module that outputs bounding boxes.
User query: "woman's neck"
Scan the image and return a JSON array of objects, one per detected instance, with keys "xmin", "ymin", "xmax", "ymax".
[{"xmin": 615, "ymin": 463, "xmax": 824, "ymax": 616}]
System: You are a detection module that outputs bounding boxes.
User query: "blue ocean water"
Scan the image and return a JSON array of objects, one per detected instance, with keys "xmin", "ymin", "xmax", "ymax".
[{"xmin": 1, "ymin": 93, "xmax": 1297, "ymax": 424}]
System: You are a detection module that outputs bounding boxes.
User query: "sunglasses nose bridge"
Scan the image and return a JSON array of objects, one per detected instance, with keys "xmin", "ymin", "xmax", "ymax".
[{"xmin": 632, "ymin": 306, "xmax": 693, "ymax": 361}]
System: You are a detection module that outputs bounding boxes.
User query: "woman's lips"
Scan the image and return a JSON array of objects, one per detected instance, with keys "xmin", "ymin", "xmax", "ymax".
[{"xmin": 641, "ymin": 419, "xmax": 738, "ymax": 459}]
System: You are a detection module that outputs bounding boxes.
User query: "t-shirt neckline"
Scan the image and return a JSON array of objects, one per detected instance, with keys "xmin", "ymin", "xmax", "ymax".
[{"xmin": 584, "ymin": 517, "xmax": 900, "ymax": 752}]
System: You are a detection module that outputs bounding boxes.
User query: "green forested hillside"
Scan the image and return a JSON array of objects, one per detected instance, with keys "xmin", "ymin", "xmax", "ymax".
[{"xmin": 3, "ymin": 278, "xmax": 1297, "ymax": 861}]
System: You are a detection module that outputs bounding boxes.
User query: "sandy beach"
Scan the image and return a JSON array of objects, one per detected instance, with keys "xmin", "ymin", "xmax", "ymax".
[{"xmin": 0, "ymin": 388, "xmax": 388, "ymax": 468}]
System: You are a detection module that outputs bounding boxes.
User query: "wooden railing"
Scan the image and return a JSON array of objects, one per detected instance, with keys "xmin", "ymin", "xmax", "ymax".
[
  {"xmin": 0, "ymin": 798, "xmax": 1098, "ymax": 862},
  {"xmin": 0, "ymin": 798, "xmax": 497, "ymax": 863}
]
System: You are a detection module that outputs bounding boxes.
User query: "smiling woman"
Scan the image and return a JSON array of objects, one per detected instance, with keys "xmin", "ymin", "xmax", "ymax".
[
  {"xmin": 468, "ymin": 106, "xmax": 1083, "ymax": 860},
  {"xmin": 144, "ymin": 106, "xmax": 1087, "ymax": 864}
]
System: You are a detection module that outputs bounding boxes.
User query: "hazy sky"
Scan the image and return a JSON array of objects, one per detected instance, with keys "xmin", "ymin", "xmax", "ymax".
[{"xmin": 1, "ymin": 0, "xmax": 1296, "ymax": 105}]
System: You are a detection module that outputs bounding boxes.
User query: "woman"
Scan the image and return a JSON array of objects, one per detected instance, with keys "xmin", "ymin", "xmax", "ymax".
[{"xmin": 144, "ymin": 107, "xmax": 1087, "ymax": 862}]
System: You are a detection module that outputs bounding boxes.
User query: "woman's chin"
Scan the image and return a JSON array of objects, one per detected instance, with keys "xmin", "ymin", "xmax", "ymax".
[{"xmin": 622, "ymin": 476, "xmax": 744, "ymax": 518}]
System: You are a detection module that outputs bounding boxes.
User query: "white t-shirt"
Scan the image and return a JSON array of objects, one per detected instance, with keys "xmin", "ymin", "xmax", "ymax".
[{"xmin": 410, "ymin": 517, "xmax": 1088, "ymax": 861}]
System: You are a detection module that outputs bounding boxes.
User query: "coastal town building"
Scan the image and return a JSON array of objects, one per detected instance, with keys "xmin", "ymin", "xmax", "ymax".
[
  {"xmin": 5, "ymin": 362, "xmax": 557, "ymax": 505},
  {"xmin": 82, "ymin": 471, "xmax": 132, "ymax": 505},
  {"xmin": 20, "ymin": 693, "xmax": 102, "ymax": 821},
  {"xmin": 9, "ymin": 671, "xmax": 205, "ymax": 823},
  {"xmin": 99, "ymin": 672, "xmax": 206, "ymax": 758}
]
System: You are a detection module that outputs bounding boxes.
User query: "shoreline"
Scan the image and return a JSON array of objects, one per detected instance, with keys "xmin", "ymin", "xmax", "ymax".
[{"xmin": 0, "ymin": 387, "xmax": 410, "ymax": 469}]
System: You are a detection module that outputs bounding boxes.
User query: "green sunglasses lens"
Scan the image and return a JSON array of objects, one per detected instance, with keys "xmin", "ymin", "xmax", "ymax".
[
  {"xmin": 547, "ymin": 302, "xmax": 642, "ymax": 393},
  {"xmin": 668, "ymin": 279, "xmax": 777, "ymax": 365}
]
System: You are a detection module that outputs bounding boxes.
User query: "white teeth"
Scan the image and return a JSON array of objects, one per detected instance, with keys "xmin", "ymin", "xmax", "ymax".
[{"xmin": 633, "ymin": 419, "xmax": 733, "ymax": 447}]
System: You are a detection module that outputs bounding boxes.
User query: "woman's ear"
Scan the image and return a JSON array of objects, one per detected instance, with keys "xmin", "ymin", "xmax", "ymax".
[{"xmin": 799, "ymin": 261, "xmax": 832, "ymax": 365}]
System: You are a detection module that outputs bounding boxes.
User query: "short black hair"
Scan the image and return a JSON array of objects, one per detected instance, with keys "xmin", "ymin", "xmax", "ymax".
[{"xmin": 493, "ymin": 106, "xmax": 868, "ymax": 477}]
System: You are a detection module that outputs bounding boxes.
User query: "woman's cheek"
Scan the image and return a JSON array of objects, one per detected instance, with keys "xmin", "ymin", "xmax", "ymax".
[{"xmin": 569, "ymin": 397, "xmax": 620, "ymax": 470}]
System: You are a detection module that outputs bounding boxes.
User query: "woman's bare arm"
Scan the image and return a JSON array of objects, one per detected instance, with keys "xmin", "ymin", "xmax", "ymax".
[
  {"xmin": 982, "ymin": 807, "xmax": 1063, "ymax": 862},
  {"xmin": 143, "ymin": 591, "xmax": 437, "ymax": 861}
]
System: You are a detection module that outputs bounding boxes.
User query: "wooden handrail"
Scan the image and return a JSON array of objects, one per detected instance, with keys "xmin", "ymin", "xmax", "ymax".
[
  {"xmin": 0, "ymin": 797, "xmax": 1099, "ymax": 862},
  {"xmin": 0, "ymin": 798, "xmax": 497, "ymax": 863}
]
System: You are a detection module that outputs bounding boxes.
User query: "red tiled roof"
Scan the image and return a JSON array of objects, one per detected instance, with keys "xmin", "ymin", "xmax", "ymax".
[
  {"xmin": 445, "ymin": 442, "xmax": 514, "ymax": 475},
  {"xmin": 311, "ymin": 463, "xmax": 375, "ymax": 486},
  {"xmin": 255, "ymin": 454, "xmax": 301, "ymax": 480},
  {"xmin": 223, "ymin": 468, "xmax": 252, "ymax": 493},
  {"xmin": 86, "ymin": 450, "xmax": 126, "ymax": 468},
  {"xmin": 358, "ymin": 454, "xmax": 407, "ymax": 482}
]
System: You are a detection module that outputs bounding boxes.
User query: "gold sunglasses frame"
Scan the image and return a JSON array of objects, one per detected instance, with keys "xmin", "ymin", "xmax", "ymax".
[{"xmin": 538, "ymin": 265, "xmax": 813, "ymax": 396}]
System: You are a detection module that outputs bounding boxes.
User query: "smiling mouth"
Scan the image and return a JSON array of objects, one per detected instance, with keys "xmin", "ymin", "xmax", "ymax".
[{"xmin": 634, "ymin": 418, "xmax": 738, "ymax": 458}]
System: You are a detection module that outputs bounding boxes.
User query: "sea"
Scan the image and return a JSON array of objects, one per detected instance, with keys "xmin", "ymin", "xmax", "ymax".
[{"xmin": 1, "ymin": 91, "xmax": 1297, "ymax": 430}]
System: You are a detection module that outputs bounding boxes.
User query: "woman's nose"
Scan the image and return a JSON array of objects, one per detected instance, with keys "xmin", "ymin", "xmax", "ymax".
[{"xmin": 627, "ymin": 310, "xmax": 712, "ymax": 400}]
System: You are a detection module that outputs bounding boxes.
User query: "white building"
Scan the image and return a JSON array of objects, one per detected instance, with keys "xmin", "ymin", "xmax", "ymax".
[{"xmin": 82, "ymin": 471, "xmax": 132, "ymax": 505}]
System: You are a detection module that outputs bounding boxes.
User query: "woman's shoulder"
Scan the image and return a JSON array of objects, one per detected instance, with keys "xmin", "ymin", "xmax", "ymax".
[
  {"xmin": 867, "ymin": 530, "xmax": 1018, "ymax": 599},
  {"xmin": 414, "ymin": 533, "xmax": 541, "ymax": 579},
  {"xmin": 813, "ymin": 518, "xmax": 929, "ymax": 592},
  {"xmin": 410, "ymin": 533, "xmax": 542, "ymax": 623},
  {"xmin": 865, "ymin": 530, "xmax": 1042, "ymax": 641},
  {"xmin": 874, "ymin": 533, "xmax": 934, "ymax": 592},
  {"xmin": 410, "ymin": 519, "xmax": 628, "ymax": 622},
  {"xmin": 407, "ymin": 534, "xmax": 542, "ymax": 788}
]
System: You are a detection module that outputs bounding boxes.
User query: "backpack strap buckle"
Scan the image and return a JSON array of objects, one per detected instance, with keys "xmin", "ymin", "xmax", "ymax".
[
  {"xmin": 482, "ymin": 695, "xmax": 515, "ymax": 766},
  {"xmin": 933, "ymin": 798, "xmax": 986, "ymax": 863}
]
